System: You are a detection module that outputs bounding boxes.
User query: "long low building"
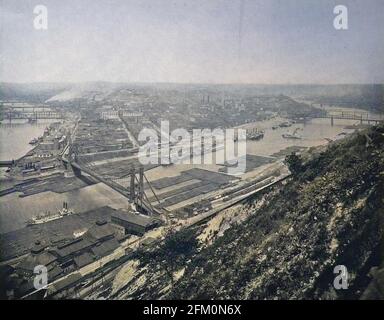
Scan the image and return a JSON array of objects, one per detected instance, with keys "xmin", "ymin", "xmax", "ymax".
[{"xmin": 111, "ymin": 211, "xmax": 160, "ymax": 236}]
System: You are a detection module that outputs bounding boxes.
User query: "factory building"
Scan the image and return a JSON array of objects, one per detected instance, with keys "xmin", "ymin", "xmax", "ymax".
[
  {"xmin": 11, "ymin": 241, "xmax": 64, "ymax": 298},
  {"xmin": 52, "ymin": 220, "xmax": 118, "ymax": 271},
  {"xmin": 15, "ymin": 241, "xmax": 62, "ymax": 279},
  {"xmin": 7, "ymin": 220, "xmax": 122, "ymax": 298}
]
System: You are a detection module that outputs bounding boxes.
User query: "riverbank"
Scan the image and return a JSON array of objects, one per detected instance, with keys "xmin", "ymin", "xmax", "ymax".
[{"xmin": 0, "ymin": 120, "xmax": 56, "ymax": 161}]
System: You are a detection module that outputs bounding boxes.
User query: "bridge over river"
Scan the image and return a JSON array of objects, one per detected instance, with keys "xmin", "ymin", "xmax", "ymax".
[
  {"xmin": 302, "ymin": 110, "xmax": 384, "ymax": 126},
  {"xmin": 62, "ymin": 146, "xmax": 161, "ymax": 216},
  {"xmin": 0, "ymin": 106, "xmax": 64, "ymax": 121}
]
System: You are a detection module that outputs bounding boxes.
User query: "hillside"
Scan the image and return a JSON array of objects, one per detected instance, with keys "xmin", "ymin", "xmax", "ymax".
[{"xmin": 104, "ymin": 125, "xmax": 384, "ymax": 300}]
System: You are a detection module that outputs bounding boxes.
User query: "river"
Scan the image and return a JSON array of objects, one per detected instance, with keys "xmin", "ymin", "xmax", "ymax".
[
  {"xmin": 0, "ymin": 105, "xmax": 382, "ymax": 234},
  {"xmin": 0, "ymin": 119, "xmax": 129, "ymax": 234},
  {"xmin": 0, "ymin": 119, "xmax": 53, "ymax": 161}
]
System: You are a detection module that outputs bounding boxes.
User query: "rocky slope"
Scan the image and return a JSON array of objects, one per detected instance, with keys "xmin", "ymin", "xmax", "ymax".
[{"xmin": 105, "ymin": 125, "xmax": 384, "ymax": 300}]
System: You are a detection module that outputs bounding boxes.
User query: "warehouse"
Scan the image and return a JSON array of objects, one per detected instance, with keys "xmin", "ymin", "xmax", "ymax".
[{"xmin": 111, "ymin": 211, "xmax": 160, "ymax": 236}]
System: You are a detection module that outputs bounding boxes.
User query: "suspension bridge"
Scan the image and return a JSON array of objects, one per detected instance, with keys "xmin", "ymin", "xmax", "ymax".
[{"xmin": 62, "ymin": 143, "xmax": 161, "ymax": 216}]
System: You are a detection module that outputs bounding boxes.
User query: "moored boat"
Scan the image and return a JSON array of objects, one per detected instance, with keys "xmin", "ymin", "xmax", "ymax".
[
  {"xmin": 29, "ymin": 138, "xmax": 38, "ymax": 145},
  {"xmin": 282, "ymin": 128, "xmax": 302, "ymax": 139},
  {"xmin": 26, "ymin": 204, "xmax": 74, "ymax": 226}
]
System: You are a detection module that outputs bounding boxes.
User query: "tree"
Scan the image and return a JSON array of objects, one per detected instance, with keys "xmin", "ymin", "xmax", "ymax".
[
  {"xmin": 284, "ymin": 152, "xmax": 303, "ymax": 175},
  {"xmin": 142, "ymin": 228, "xmax": 199, "ymax": 286}
]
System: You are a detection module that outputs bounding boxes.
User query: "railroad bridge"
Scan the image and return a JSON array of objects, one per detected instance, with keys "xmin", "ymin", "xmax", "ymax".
[
  {"xmin": 1, "ymin": 107, "xmax": 63, "ymax": 121},
  {"xmin": 300, "ymin": 110, "xmax": 384, "ymax": 126}
]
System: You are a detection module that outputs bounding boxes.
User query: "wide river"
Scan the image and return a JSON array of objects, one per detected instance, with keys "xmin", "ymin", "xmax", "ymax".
[
  {"xmin": 0, "ymin": 106, "xmax": 382, "ymax": 233},
  {"xmin": 0, "ymin": 119, "xmax": 54, "ymax": 161},
  {"xmin": 0, "ymin": 119, "xmax": 129, "ymax": 233}
]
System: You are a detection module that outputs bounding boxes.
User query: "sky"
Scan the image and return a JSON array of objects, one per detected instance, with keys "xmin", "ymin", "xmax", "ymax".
[{"xmin": 1, "ymin": 0, "xmax": 383, "ymax": 84}]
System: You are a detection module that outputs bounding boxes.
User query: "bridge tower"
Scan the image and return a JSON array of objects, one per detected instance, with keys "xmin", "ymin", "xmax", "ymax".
[
  {"xmin": 130, "ymin": 167, "xmax": 135, "ymax": 203},
  {"xmin": 130, "ymin": 166, "xmax": 145, "ymax": 208},
  {"xmin": 68, "ymin": 144, "xmax": 82, "ymax": 177},
  {"xmin": 139, "ymin": 167, "xmax": 144, "ymax": 207}
]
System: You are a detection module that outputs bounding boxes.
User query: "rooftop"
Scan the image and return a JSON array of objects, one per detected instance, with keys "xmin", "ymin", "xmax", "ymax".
[
  {"xmin": 86, "ymin": 222, "xmax": 115, "ymax": 241},
  {"xmin": 111, "ymin": 211, "xmax": 157, "ymax": 227},
  {"xmin": 51, "ymin": 273, "xmax": 82, "ymax": 293},
  {"xmin": 54, "ymin": 237, "xmax": 94, "ymax": 258},
  {"xmin": 17, "ymin": 251, "xmax": 57, "ymax": 272},
  {"xmin": 73, "ymin": 252, "xmax": 94, "ymax": 268},
  {"xmin": 91, "ymin": 238, "xmax": 119, "ymax": 258}
]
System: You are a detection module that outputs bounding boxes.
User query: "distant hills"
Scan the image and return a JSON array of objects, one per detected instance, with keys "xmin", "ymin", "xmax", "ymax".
[{"xmin": 0, "ymin": 82, "xmax": 382, "ymax": 113}]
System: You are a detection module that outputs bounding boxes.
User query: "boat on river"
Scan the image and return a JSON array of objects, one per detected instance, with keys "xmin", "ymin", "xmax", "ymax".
[
  {"xmin": 282, "ymin": 128, "xmax": 302, "ymax": 140},
  {"xmin": 26, "ymin": 205, "xmax": 74, "ymax": 226}
]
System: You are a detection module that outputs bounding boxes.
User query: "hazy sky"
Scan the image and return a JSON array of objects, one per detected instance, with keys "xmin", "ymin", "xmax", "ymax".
[{"xmin": 1, "ymin": 0, "xmax": 383, "ymax": 84}]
